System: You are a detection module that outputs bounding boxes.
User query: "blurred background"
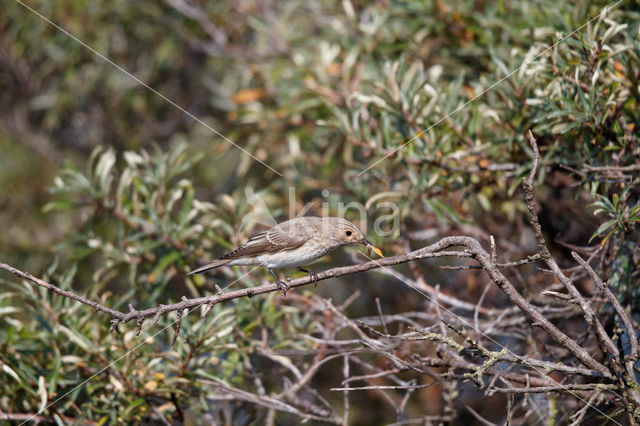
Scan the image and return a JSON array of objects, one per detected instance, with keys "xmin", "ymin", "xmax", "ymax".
[{"xmin": 1, "ymin": 0, "xmax": 638, "ymax": 424}]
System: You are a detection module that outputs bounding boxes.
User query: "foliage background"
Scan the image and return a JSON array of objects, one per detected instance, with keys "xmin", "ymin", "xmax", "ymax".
[{"xmin": 0, "ymin": 0, "xmax": 639, "ymax": 424}]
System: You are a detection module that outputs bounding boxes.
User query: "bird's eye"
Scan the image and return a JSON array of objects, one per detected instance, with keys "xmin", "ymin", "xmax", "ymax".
[{"xmin": 345, "ymin": 231, "xmax": 352, "ymax": 236}]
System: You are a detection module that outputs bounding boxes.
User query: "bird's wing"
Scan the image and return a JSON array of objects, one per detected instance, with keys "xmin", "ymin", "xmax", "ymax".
[{"xmin": 220, "ymin": 220, "xmax": 317, "ymax": 260}]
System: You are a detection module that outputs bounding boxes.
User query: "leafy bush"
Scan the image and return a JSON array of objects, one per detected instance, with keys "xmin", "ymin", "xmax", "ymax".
[{"xmin": 1, "ymin": 0, "xmax": 639, "ymax": 424}]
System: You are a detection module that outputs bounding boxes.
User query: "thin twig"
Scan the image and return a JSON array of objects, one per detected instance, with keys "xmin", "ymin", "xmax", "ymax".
[{"xmin": 490, "ymin": 383, "xmax": 617, "ymax": 394}]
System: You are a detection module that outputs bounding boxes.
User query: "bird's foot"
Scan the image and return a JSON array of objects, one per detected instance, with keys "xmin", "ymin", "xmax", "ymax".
[
  {"xmin": 309, "ymin": 271, "xmax": 319, "ymax": 287},
  {"xmin": 270, "ymin": 269, "xmax": 289, "ymax": 296},
  {"xmin": 275, "ymin": 278, "xmax": 289, "ymax": 297},
  {"xmin": 298, "ymin": 267, "xmax": 319, "ymax": 287}
]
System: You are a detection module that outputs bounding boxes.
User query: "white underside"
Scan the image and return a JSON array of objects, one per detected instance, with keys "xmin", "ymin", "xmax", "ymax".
[{"xmin": 226, "ymin": 240, "xmax": 333, "ymax": 269}]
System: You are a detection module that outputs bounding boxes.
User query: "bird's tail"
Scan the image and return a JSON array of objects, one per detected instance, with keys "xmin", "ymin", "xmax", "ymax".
[{"xmin": 187, "ymin": 259, "xmax": 232, "ymax": 275}]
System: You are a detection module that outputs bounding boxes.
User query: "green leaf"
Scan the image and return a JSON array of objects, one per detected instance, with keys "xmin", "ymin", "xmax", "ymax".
[
  {"xmin": 430, "ymin": 198, "xmax": 467, "ymax": 224},
  {"xmin": 148, "ymin": 251, "xmax": 181, "ymax": 282},
  {"xmin": 589, "ymin": 219, "xmax": 616, "ymax": 242},
  {"xmin": 47, "ymin": 348, "xmax": 62, "ymax": 397},
  {"xmin": 121, "ymin": 398, "xmax": 146, "ymax": 419},
  {"xmin": 477, "ymin": 193, "xmax": 492, "ymax": 212}
]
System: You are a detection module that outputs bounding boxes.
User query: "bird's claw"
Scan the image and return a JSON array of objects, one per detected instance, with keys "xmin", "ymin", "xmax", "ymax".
[
  {"xmin": 297, "ymin": 267, "xmax": 319, "ymax": 287},
  {"xmin": 309, "ymin": 271, "xmax": 319, "ymax": 287},
  {"xmin": 275, "ymin": 279, "xmax": 289, "ymax": 297},
  {"xmin": 270, "ymin": 269, "xmax": 289, "ymax": 297}
]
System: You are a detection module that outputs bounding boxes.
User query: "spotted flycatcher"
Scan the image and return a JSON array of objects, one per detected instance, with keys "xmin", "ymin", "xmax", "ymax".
[{"xmin": 188, "ymin": 217, "xmax": 383, "ymax": 295}]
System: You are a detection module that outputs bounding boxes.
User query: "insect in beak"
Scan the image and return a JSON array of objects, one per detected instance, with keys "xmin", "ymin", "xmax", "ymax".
[{"xmin": 361, "ymin": 238, "xmax": 384, "ymax": 258}]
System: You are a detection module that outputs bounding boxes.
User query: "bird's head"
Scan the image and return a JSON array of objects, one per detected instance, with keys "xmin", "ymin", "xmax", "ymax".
[{"xmin": 325, "ymin": 218, "xmax": 384, "ymax": 257}]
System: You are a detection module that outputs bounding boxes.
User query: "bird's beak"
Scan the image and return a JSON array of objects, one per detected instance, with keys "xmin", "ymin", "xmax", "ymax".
[{"xmin": 361, "ymin": 238, "xmax": 384, "ymax": 258}]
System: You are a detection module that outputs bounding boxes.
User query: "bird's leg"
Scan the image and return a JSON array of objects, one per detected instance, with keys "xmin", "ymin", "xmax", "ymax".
[
  {"xmin": 297, "ymin": 267, "xmax": 319, "ymax": 287},
  {"xmin": 269, "ymin": 269, "xmax": 289, "ymax": 296}
]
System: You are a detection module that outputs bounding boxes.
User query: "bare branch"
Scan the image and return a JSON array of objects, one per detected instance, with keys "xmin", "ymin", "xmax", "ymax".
[
  {"xmin": 490, "ymin": 383, "xmax": 617, "ymax": 394},
  {"xmin": 521, "ymin": 132, "xmax": 612, "ymax": 376},
  {"xmin": 523, "ymin": 130, "xmax": 550, "ymax": 260},
  {"xmin": 572, "ymin": 252, "xmax": 639, "ymax": 361},
  {"xmin": 202, "ymin": 379, "xmax": 341, "ymax": 423},
  {"xmin": 0, "ymin": 233, "xmax": 613, "ymax": 378},
  {"xmin": 0, "ymin": 242, "xmax": 552, "ymax": 328}
]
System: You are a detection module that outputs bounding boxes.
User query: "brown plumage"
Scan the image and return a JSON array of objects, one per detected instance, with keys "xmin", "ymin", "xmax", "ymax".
[{"xmin": 188, "ymin": 217, "xmax": 383, "ymax": 295}]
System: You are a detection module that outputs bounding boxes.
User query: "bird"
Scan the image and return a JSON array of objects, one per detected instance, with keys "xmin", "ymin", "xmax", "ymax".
[{"xmin": 188, "ymin": 216, "xmax": 384, "ymax": 295}]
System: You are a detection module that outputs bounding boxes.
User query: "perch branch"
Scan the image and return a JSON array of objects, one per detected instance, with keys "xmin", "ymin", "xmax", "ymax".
[
  {"xmin": 0, "ymin": 232, "xmax": 613, "ymax": 377},
  {"xmin": 0, "ymin": 246, "xmax": 516, "ymax": 327}
]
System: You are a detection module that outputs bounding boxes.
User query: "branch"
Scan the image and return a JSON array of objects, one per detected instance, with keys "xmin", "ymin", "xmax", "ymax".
[
  {"xmin": 572, "ymin": 251, "xmax": 640, "ymax": 409},
  {"xmin": 0, "ymin": 262, "xmax": 125, "ymax": 319},
  {"xmin": 0, "ymin": 247, "xmax": 494, "ymax": 329},
  {"xmin": 583, "ymin": 164, "xmax": 640, "ymax": 173},
  {"xmin": 523, "ymin": 130, "xmax": 550, "ymax": 260},
  {"xmin": 521, "ymin": 132, "xmax": 612, "ymax": 376},
  {"xmin": 571, "ymin": 252, "xmax": 639, "ymax": 361},
  {"xmin": 489, "ymin": 383, "xmax": 617, "ymax": 395},
  {"xmin": 0, "ymin": 234, "xmax": 614, "ymax": 377},
  {"xmin": 201, "ymin": 379, "xmax": 341, "ymax": 424}
]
